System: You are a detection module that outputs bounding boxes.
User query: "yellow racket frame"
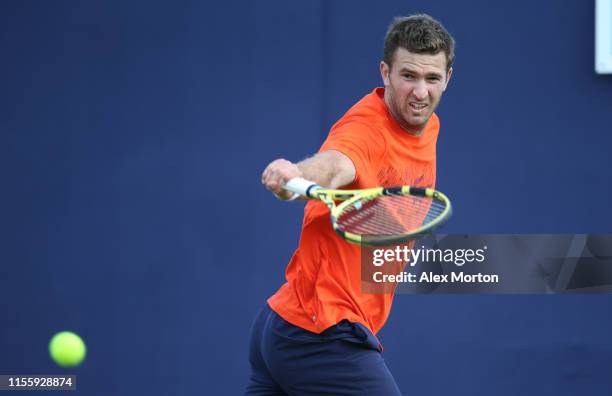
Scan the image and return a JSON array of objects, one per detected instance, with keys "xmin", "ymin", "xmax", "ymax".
[{"xmin": 284, "ymin": 179, "xmax": 452, "ymax": 246}]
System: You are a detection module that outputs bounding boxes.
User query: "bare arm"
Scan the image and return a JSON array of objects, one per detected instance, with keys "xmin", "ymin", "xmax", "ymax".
[
  {"xmin": 261, "ymin": 150, "xmax": 355, "ymax": 198},
  {"xmin": 296, "ymin": 151, "xmax": 355, "ymax": 189}
]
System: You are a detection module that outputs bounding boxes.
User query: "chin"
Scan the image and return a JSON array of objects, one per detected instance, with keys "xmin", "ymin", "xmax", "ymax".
[{"xmin": 405, "ymin": 116, "xmax": 427, "ymax": 128}]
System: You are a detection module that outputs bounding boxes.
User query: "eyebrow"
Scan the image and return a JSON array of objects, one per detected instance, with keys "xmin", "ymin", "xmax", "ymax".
[{"xmin": 398, "ymin": 67, "xmax": 444, "ymax": 79}]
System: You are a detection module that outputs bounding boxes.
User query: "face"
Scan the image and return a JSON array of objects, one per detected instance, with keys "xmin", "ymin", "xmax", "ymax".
[{"xmin": 380, "ymin": 48, "xmax": 452, "ymax": 135}]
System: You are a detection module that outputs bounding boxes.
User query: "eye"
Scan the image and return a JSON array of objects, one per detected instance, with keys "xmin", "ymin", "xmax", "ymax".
[
  {"xmin": 402, "ymin": 74, "xmax": 415, "ymax": 80},
  {"xmin": 427, "ymin": 76, "xmax": 442, "ymax": 82}
]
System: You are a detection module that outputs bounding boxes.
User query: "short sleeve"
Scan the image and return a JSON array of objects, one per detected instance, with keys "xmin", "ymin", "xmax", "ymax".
[{"xmin": 319, "ymin": 121, "xmax": 386, "ymax": 188}]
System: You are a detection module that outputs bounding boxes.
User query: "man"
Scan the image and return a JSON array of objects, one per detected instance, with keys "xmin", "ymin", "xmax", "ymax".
[{"xmin": 247, "ymin": 14, "xmax": 455, "ymax": 395}]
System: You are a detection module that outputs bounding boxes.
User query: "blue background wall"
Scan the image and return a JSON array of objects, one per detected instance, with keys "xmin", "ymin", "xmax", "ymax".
[{"xmin": 1, "ymin": 0, "xmax": 611, "ymax": 394}]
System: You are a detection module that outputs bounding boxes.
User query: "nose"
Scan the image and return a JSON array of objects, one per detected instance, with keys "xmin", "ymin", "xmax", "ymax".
[{"xmin": 413, "ymin": 80, "xmax": 428, "ymax": 100}]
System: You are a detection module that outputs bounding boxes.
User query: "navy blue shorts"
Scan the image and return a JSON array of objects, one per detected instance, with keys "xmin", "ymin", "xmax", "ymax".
[{"xmin": 245, "ymin": 304, "xmax": 402, "ymax": 395}]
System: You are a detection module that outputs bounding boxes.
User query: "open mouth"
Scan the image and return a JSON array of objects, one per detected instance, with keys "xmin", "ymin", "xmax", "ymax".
[{"xmin": 409, "ymin": 102, "xmax": 428, "ymax": 112}]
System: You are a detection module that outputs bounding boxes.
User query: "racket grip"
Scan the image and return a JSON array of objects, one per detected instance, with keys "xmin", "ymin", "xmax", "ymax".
[{"xmin": 283, "ymin": 177, "xmax": 320, "ymax": 197}]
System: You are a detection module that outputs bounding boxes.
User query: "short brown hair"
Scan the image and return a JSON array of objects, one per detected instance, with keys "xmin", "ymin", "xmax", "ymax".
[{"xmin": 383, "ymin": 14, "xmax": 455, "ymax": 71}]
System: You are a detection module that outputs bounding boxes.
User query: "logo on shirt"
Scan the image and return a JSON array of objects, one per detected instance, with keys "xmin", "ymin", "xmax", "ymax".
[{"xmin": 376, "ymin": 164, "xmax": 435, "ymax": 188}]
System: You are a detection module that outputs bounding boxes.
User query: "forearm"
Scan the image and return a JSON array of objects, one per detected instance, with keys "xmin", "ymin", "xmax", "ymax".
[
  {"xmin": 261, "ymin": 150, "xmax": 355, "ymax": 198},
  {"xmin": 296, "ymin": 151, "xmax": 355, "ymax": 189}
]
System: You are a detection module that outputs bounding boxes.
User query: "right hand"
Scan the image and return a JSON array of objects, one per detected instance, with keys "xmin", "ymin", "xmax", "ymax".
[{"xmin": 261, "ymin": 158, "xmax": 303, "ymax": 200}]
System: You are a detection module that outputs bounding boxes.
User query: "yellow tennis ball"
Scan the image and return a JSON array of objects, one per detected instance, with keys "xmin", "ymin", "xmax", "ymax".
[{"xmin": 49, "ymin": 331, "xmax": 86, "ymax": 367}]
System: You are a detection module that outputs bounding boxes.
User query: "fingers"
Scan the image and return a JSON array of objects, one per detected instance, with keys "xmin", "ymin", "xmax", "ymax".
[{"xmin": 261, "ymin": 158, "xmax": 302, "ymax": 196}]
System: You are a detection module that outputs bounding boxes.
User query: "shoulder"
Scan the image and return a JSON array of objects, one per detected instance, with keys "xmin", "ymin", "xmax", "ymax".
[
  {"xmin": 336, "ymin": 88, "xmax": 387, "ymax": 125},
  {"xmin": 330, "ymin": 89, "xmax": 388, "ymax": 140},
  {"xmin": 423, "ymin": 112, "xmax": 440, "ymax": 142},
  {"xmin": 429, "ymin": 112, "xmax": 440, "ymax": 131}
]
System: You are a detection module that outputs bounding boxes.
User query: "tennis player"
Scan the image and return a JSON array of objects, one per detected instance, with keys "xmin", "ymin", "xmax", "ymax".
[{"xmin": 247, "ymin": 14, "xmax": 455, "ymax": 395}]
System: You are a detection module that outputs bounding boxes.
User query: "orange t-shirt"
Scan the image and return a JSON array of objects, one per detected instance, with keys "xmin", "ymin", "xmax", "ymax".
[{"xmin": 267, "ymin": 87, "xmax": 439, "ymax": 335}]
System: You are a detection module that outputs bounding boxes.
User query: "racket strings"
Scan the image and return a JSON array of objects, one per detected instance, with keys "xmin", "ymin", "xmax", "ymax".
[
  {"xmin": 337, "ymin": 194, "xmax": 447, "ymax": 236},
  {"xmin": 340, "ymin": 200, "xmax": 444, "ymax": 235}
]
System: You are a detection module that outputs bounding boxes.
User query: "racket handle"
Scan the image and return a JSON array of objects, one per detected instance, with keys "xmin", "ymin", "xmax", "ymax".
[{"xmin": 283, "ymin": 177, "xmax": 320, "ymax": 197}]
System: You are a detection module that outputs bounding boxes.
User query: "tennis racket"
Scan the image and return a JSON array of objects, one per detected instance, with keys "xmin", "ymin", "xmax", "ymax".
[{"xmin": 283, "ymin": 177, "xmax": 452, "ymax": 246}]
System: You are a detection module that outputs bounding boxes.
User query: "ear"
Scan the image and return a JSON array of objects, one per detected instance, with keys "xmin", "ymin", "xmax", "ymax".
[
  {"xmin": 380, "ymin": 61, "xmax": 390, "ymax": 87},
  {"xmin": 443, "ymin": 67, "xmax": 453, "ymax": 91}
]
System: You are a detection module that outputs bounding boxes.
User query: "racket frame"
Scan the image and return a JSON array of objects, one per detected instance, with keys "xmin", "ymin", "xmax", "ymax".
[{"xmin": 283, "ymin": 178, "xmax": 452, "ymax": 246}]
